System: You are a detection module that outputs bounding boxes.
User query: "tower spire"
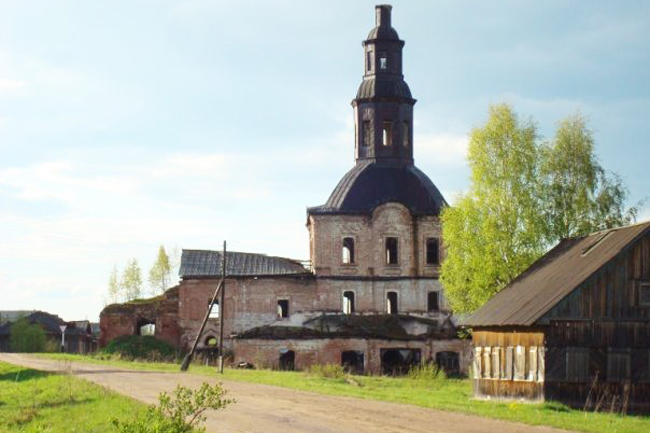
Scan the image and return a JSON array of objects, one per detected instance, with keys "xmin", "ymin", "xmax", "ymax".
[{"xmin": 352, "ymin": 5, "xmax": 415, "ymax": 165}]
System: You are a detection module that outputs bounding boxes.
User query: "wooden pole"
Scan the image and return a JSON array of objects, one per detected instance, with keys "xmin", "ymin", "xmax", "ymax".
[{"xmin": 218, "ymin": 241, "xmax": 226, "ymax": 374}]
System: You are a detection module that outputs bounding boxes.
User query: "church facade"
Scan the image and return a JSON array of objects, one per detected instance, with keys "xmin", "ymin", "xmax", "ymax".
[{"xmin": 100, "ymin": 5, "xmax": 470, "ymax": 375}]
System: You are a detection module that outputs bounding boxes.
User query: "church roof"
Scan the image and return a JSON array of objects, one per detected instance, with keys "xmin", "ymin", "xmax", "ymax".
[
  {"xmin": 180, "ymin": 250, "xmax": 310, "ymax": 278},
  {"xmin": 356, "ymin": 77, "xmax": 413, "ymax": 102},
  {"xmin": 308, "ymin": 161, "xmax": 447, "ymax": 217}
]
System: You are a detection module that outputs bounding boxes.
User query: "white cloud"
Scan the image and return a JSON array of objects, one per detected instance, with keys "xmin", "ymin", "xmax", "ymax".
[{"xmin": 0, "ymin": 79, "xmax": 25, "ymax": 91}]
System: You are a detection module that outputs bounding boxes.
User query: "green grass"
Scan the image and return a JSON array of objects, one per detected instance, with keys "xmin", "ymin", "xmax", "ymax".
[
  {"xmin": 0, "ymin": 361, "xmax": 148, "ymax": 433},
  {"xmin": 35, "ymin": 353, "xmax": 650, "ymax": 433}
]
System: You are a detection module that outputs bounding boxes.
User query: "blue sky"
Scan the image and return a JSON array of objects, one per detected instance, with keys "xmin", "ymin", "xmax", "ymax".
[{"xmin": 1, "ymin": 0, "xmax": 648, "ymax": 321}]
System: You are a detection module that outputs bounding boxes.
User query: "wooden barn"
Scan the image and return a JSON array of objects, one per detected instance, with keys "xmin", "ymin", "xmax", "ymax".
[{"xmin": 466, "ymin": 221, "xmax": 650, "ymax": 412}]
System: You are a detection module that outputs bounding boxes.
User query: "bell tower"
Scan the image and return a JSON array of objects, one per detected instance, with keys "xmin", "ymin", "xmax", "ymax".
[{"xmin": 353, "ymin": 5, "xmax": 415, "ymax": 165}]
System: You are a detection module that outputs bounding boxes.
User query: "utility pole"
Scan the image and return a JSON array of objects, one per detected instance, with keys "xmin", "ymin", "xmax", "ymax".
[{"xmin": 218, "ymin": 241, "xmax": 226, "ymax": 374}]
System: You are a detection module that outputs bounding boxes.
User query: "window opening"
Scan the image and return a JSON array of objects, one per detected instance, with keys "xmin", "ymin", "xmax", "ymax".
[
  {"xmin": 473, "ymin": 347, "xmax": 482, "ymax": 380},
  {"xmin": 208, "ymin": 300, "xmax": 219, "ymax": 319},
  {"xmin": 205, "ymin": 336, "xmax": 218, "ymax": 347},
  {"xmin": 382, "ymin": 122, "xmax": 393, "ymax": 146},
  {"xmin": 342, "ymin": 237, "xmax": 355, "ymax": 264},
  {"xmin": 386, "ymin": 291, "xmax": 398, "ymax": 314},
  {"xmin": 362, "ymin": 121, "xmax": 372, "ymax": 147},
  {"xmin": 343, "ymin": 291, "xmax": 355, "ymax": 314},
  {"xmin": 385, "ymin": 237, "xmax": 398, "ymax": 264},
  {"xmin": 436, "ymin": 351, "xmax": 460, "ymax": 376},
  {"xmin": 402, "ymin": 121, "xmax": 409, "ymax": 147},
  {"xmin": 379, "ymin": 54, "xmax": 387, "ymax": 70},
  {"xmin": 640, "ymin": 282, "xmax": 650, "ymax": 307},
  {"xmin": 137, "ymin": 319, "xmax": 155, "ymax": 336},
  {"xmin": 607, "ymin": 350, "xmax": 631, "ymax": 381},
  {"xmin": 514, "ymin": 346, "xmax": 526, "ymax": 380},
  {"xmin": 380, "ymin": 348, "xmax": 421, "ymax": 375},
  {"xmin": 366, "ymin": 51, "xmax": 372, "ymax": 72},
  {"xmin": 277, "ymin": 300, "xmax": 289, "ymax": 319},
  {"xmin": 279, "ymin": 350, "xmax": 295, "ymax": 371},
  {"xmin": 426, "ymin": 238, "xmax": 440, "ymax": 265},
  {"xmin": 427, "ymin": 291, "xmax": 439, "ymax": 312},
  {"xmin": 566, "ymin": 347, "xmax": 589, "ymax": 382},
  {"xmin": 341, "ymin": 351, "xmax": 364, "ymax": 375},
  {"xmin": 482, "ymin": 347, "xmax": 492, "ymax": 378},
  {"xmin": 528, "ymin": 347, "xmax": 538, "ymax": 381}
]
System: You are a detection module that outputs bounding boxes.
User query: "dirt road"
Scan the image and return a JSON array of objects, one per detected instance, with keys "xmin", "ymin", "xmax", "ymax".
[{"xmin": 0, "ymin": 353, "xmax": 574, "ymax": 433}]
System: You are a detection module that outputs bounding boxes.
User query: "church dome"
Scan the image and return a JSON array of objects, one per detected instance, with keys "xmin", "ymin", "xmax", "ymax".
[{"xmin": 308, "ymin": 161, "xmax": 447, "ymax": 217}]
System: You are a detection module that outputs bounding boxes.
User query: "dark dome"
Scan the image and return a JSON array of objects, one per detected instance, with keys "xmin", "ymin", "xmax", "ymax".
[
  {"xmin": 308, "ymin": 162, "xmax": 447, "ymax": 216},
  {"xmin": 356, "ymin": 77, "xmax": 413, "ymax": 101},
  {"xmin": 367, "ymin": 25, "xmax": 399, "ymax": 41}
]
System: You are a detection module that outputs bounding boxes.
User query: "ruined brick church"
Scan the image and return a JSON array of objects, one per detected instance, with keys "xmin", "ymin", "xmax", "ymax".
[{"xmin": 100, "ymin": 5, "xmax": 470, "ymax": 375}]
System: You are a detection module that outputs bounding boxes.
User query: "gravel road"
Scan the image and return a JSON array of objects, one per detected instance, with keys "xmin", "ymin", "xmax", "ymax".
[{"xmin": 0, "ymin": 353, "xmax": 575, "ymax": 433}]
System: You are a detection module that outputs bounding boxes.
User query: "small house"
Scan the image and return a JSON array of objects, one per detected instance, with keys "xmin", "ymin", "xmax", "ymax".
[{"xmin": 466, "ymin": 221, "xmax": 650, "ymax": 412}]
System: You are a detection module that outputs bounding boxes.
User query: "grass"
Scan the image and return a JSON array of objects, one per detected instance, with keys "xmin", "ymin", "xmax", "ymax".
[
  {"xmin": 0, "ymin": 361, "xmax": 148, "ymax": 432},
  {"xmin": 35, "ymin": 353, "xmax": 650, "ymax": 433}
]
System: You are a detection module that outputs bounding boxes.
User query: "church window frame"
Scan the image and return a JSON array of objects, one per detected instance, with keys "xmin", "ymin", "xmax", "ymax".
[
  {"xmin": 426, "ymin": 237, "xmax": 440, "ymax": 265},
  {"xmin": 342, "ymin": 237, "xmax": 355, "ymax": 265},
  {"xmin": 386, "ymin": 291, "xmax": 398, "ymax": 314},
  {"xmin": 385, "ymin": 237, "xmax": 398, "ymax": 265},
  {"xmin": 402, "ymin": 121, "xmax": 410, "ymax": 147},
  {"xmin": 362, "ymin": 120, "xmax": 372, "ymax": 147},
  {"xmin": 379, "ymin": 52, "xmax": 388, "ymax": 70},
  {"xmin": 343, "ymin": 291, "xmax": 355, "ymax": 314},
  {"xmin": 382, "ymin": 121, "xmax": 393, "ymax": 146}
]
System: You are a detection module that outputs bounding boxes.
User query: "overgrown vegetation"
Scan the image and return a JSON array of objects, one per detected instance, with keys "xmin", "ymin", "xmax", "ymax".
[
  {"xmin": 113, "ymin": 382, "xmax": 233, "ymax": 433},
  {"xmin": 0, "ymin": 361, "xmax": 143, "ymax": 432},
  {"xmin": 10, "ymin": 318, "xmax": 48, "ymax": 352},
  {"xmin": 100, "ymin": 335, "xmax": 181, "ymax": 361},
  {"xmin": 37, "ymin": 354, "xmax": 650, "ymax": 433}
]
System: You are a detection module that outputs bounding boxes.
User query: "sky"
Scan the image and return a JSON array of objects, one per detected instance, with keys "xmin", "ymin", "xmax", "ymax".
[{"xmin": 1, "ymin": 0, "xmax": 649, "ymax": 322}]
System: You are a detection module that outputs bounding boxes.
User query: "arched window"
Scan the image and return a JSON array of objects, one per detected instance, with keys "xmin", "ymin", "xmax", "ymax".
[
  {"xmin": 343, "ymin": 291, "xmax": 355, "ymax": 314},
  {"xmin": 386, "ymin": 291, "xmax": 398, "ymax": 314},
  {"xmin": 385, "ymin": 237, "xmax": 398, "ymax": 264},
  {"xmin": 342, "ymin": 237, "xmax": 355, "ymax": 264}
]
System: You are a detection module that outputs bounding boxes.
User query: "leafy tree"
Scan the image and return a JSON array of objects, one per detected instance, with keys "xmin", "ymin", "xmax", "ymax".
[
  {"xmin": 149, "ymin": 245, "xmax": 172, "ymax": 295},
  {"xmin": 540, "ymin": 113, "xmax": 637, "ymax": 241},
  {"xmin": 10, "ymin": 318, "xmax": 47, "ymax": 352},
  {"xmin": 122, "ymin": 258, "xmax": 143, "ymax": 301},
  {"xmin": 441, "ymin": 104, "xmax": 546, "ymax": 313},
  {"xmin": 108, "ymin": 264, "xmax": 121, "ymax": 303},
  {"xmin": 441, "ymin": 104, "xmax": 636, "ymax": 314}
]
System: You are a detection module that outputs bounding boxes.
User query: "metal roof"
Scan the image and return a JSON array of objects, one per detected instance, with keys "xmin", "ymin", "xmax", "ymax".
[
  {"xmin": 355, "ymin": 77, "xmax": 413, "ymax": 102},
  {"xmin": 180, "ymin": 250, "xmax": 310, "ymax": 278},
  {"xmin": 466, "ymin": 221, "xmax": 650, "ymax": 327},
  {"xmin": 308, "ymin": 161, "xmax": 447, "ymax": 217}
]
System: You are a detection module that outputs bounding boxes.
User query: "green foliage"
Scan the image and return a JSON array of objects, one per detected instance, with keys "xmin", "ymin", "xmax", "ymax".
[
  {"xmin": 10, "ymin": 318, "xmax": 47, "ymax": 352},
  {"xmin": 149, "ymin": 245, "xmax": 172, "ymax": 296},
  {"xmin": 122, "ymin": 258, "xmax": 143, "ymax": 301},
  {"xmin": 101, "ymin": 335, "xmax": 180, "ymax": 361},
  {"xmin": 113, "ymin": 382, "xmax": 234, "ymax": 433},
  {"xmin": 441, "ymin": 104, "xmax": 637, "ymax": 314},
  {"xmin": 308, "ymin": 363, "xmax": 347, "ymax": 380},
  {"xmin": 108, "ymin": 264, "xmax": 121, "ymax": 304}
]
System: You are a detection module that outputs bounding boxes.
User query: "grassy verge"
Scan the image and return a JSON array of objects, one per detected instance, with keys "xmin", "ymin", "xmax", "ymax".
[
  {"xmin": 36, "ymin": 353, "xmax": 650, "ymax": 433},
  {"xmin": 0, "ymin": 361, "xmax": 146, "ymax": 432}
]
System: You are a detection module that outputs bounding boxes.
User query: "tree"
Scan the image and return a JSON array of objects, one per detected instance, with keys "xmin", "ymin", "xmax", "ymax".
[
  {"xmin": 440, "ymin": 104, "xmax": 636, "ymax": 314},
  {"xmin": 540, "ymin": 113, "xmax": 637, "ymax": 241},
  {"xmin": 122, "ymin": 258, "xmax": 143, "ymax": 301},
  {"xmin": 108, "ymin": 264, "xmax": 121, "ymax": 303},
  {"xmin": 149, "ymin": 245, "xmax": 172, "ymax": 295},
  {"xmin": 441, "ymin": 104, "xmax": 546, "ymax": 314},
  {"xmin": 10, "ymin": 318, "xmax": 47, "ymax": 352}
]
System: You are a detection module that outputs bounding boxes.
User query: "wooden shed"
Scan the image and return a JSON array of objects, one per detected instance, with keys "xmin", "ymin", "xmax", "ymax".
[{"xmin": 466, "ymin": 221, "xmax": 650, "ymax": 412}]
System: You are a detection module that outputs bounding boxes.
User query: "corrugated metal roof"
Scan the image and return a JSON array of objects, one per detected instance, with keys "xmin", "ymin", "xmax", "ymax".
[
  {"xmin": 466, "ymin": 221, "xmax": 650, "ymax": 327},
  {"xmin": 308, "ymin": 161, "xmax": 447, "ymax": 217},
  {"xmin": 355, "ymin": 77, "xmax": 413, "ymax": 101},
  {"xmin": 180, "ymin": 250, "xmax": 310, "ymax": 278}
]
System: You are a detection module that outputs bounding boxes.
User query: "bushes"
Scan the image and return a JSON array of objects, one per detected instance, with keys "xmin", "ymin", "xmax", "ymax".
[
  {"xmin": 113, "ymin": 382, "xmax": 234, "ymax": 433},
  {"xmin": 10, "ymin": 319, "xmax": 47, "ymax": 353},
  {"xmin": 407, "ymin": 362, "xmax": 447, "ymax": 385},
  {"xmin": 100, "ymin": 335, "xmax": 181, "ymax": 361},
  {"xmin": 308, "ymin": 364, "xmax": 347, "ymax": 380}
]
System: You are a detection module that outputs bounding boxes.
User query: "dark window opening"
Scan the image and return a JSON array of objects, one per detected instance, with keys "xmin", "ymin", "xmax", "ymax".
[
  {"xmin": 208, "ymin": 299, "xmax": 219, "ymax": 319},
  {"xmin": 341, "ymin": 351, "xmax": 364, "ymax": 375},
  {"xmin": 427, "ymin": 291, "xmax": 440, "ymax": 312},
  {"xmin": 381, "ymin": 348, "xmax": 421, "ymax": 376},
  {"xmin": 342, "ymin": 237, "xmax": 355, "ymax": 264},
  {"xmin": 426, "ymin": 238, "xmax": 440, "ymax": 265},
  {"xmin": 205, "ymin": 335, "xmax": 218, "ymax": 347},
  {"xmin": 136, "ymin": 318, "xmax": 155, "ymax": 336},
  {"xmin": 277, "ymin": 300, "xmax": 289, "ymax": 319},
  {"xmin": 279, "ymin": 350, "xmax": 295, "ymax": 371},
  {"xmin": 640, "ymin": 283, "xmax": 650, "ymax": 306},
  {"xmin": 366, "ymin": 51, "xmax": 372, "ymax": 72},
  {"xmin": 379, "ymin": 54, "xmax": 387, "ymax": 70},
  {"xmin": 385, "ymin": 237, "xmax": 398, "ymax": 264},
  {"xmin": 382, "ymin": 121, "xmax": 393, "ymax": 146},
  {"xmin": 386, "ymin": 291, "xmax": 398, "ymax": 314},
  {"xmin": 362, "ymin": 121, "xmax": 372, "ymax": 147},
  {"xmin": 403, "ymin": 121, "xmax": 409, "ymax": 147},
  {"xmin": 436, "ymin": 351, "xmax": 460, "ymax": 376},
  {"xmin": 343, "ymin": 291, "xmax": 355, "ymax": 314},
  {"xmin": 607, "ymin": 350, "xmax": 631, "ymax": 381}
]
